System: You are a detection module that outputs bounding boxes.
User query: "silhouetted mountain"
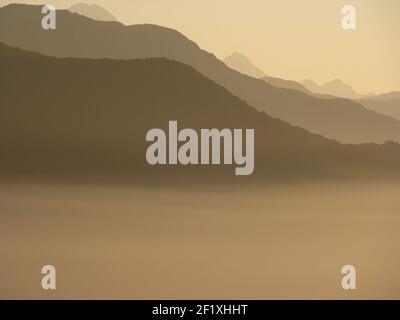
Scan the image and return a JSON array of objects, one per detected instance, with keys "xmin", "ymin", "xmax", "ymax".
[
  {"xmin": 320, "ymin": 79, "xmax": 362, "ymax": 100},
  {"xmin": 301, "ymin": 79, "xmax": 320, "ymax": 94},
  {"xmin": 263, "ymin": 76, "xmax": 337, "ymax": 99},
  {"xmin": 2, "ymin": 42, "xmax": 400, "ymax": 182},
  {"xmin": 68, "ymin": 3, "xmax": 116, "ymax": 21},
  {"xmin": 223, "ymin": 53, "xmax": 323, "ymax": 99},
  {"xmin": 302, "ymin": 78, "xmax": 365, "ymax": 100},
  {"xmin": 360, "ymin": 100, "xmax": 400, "ymax": 121},
  {"xmin": 224, "ymin": 53, "xmax": 266, "ymax": 78},
  {"xmin": 358, "ymin": 92, "xmax": 400, "ymax": 121},
  {"xmin": 362, "ymin": 92, "xmax": 400, "ymax": 101},
  {"xmin": 224, "ymin": 54, "xmax": 320, "ymax": 97},
  {"xmin": 261, "ymin": 76, "xmax": 312, "ymax": 94},
  {"xmin": 1, "ymin": 4, "xmax": 400, "ymax": 144}
]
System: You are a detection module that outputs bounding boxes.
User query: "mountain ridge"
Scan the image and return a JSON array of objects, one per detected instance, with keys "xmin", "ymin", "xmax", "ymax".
[
  {"xmin": 1, "ymin": 4, "xmax": 400, "ymax": 144},
  {"xmin": 2, "ymin": 42, "xmax": 400, "ymax": 182},
  {"xmin": 301, "ymin": 78, "xmax": 371, "ymax": 100},
  {"xmin": 224, "ymin": 52, "xmax": 266, "ymax": 78},
  {"xmin": 68, "ymin": 3, "xmax": 117, "ymax": 21}
]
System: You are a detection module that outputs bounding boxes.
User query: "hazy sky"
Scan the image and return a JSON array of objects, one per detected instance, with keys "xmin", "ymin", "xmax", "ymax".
[{"xmin": 1, "ymin": 0, "xmax": 399, "ymax": 94}]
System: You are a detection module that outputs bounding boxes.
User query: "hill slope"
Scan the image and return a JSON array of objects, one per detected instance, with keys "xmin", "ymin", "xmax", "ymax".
[
  {"xmin": 360, "ymin": 99, "xmax": 400, "ymax": 122},
  {"xmin": 365, "ymin": 92, "xmax": 400, "ymax": 101},
  {"xmin": 358, "ymin": 92, "xmax": 400, "ymax": 121},
  {"xmin": 261, "ymin": 76, "xmax": 312, "ymax": 95},
  {"xmin": 1, "ymin": 43, "xmax": 400, "ymax": 182}
]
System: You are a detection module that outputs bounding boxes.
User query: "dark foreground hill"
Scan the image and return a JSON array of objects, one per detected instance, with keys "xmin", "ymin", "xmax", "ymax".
[
  {"xmin": 1, "ymin": 4, "xmax": 400, "ymax": 144},
  {"xmin": 1, "ymin": 43, "xmax": 400, "ymax": 183}
]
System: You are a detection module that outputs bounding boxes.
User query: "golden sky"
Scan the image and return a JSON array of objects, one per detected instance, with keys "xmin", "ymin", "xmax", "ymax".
[{"xmin": 1, "ymin": 0, "xmax": 399, "ymax": 94}]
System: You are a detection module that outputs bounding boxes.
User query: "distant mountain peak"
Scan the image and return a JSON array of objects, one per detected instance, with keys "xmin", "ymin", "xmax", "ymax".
[
  {"xmin": 224, "ymin": 52, "xmax": 266, "ymax": 78},
  {"xmin": 302, "ymin": 78, "xmax": 362, "ymax": 99},
  {"xmin": 302, "ymin": 79, "xmax": 319, "ymax": 85},
  {"xmin": 329, "ymin": 78, "xmax": 344, "ymax": 84},
  {"xmin": 301, "ymin": 79, "xmax": 320, "ymax": 93},
  {"xmin": 228, "ymin": 52, "xmax": 246, "ymax": 58},
  {"xmin": 68, "ymin": 3, "xmax": 117, "ymax": 21}
]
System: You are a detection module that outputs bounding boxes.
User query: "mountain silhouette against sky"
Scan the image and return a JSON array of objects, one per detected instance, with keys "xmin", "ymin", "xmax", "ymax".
[
  {"xmin": 301, "ymin": 79, "xmax": 371, "ymax": 100},
  {"xmin": 362, "ymin": 92, "xmax": 400, "ymax": 101},
  {"xmin": 224, "ymin": 52, "xmax": 266, "ymax": 78},
  {"xmin": 224, "ymin": 53, "xmax": 315, "ymax": 95},
  {"xmin": 261, "ymin": 75, "xmax": 312, "ymax": 95},
  {"xmin": 68, "ymin": 3, "xmax": 117, "ymax": 21},
  {"xmin": 2, "ymin": 4, "xmax": 400, "ymax": 144},
  {"xmin": 301, "ymin": 79, "xmax": 321, "ymax": 95},
  {"xmin": 359, "ymin": 92, "xmax": 400, "ymax": 122},
  {"xmin": 2, "ymin": 42, "xmax": 400, "ymax": 182}
]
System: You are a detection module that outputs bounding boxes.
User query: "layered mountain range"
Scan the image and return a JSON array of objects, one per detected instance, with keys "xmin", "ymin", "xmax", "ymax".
[
  {"xmin": 1, "ymin": 4, "xmax": 400, "ymax": 144},
  {"xmin": 2, "ymin": 42, "xmax": 400, "ymax": 182}
]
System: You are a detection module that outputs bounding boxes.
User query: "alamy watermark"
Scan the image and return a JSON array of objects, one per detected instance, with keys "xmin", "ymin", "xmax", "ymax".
[
  {"xmin": 341, "ymin": 265, "xmax": 356, "ymax": 290},
  {"xmin": 41, "ymin": 265, "xmax": 56, "ymax": 290},
  {"xmin": 146, "ymin": 121, "xmax": 255, "ymax": 176},
  {"xmin": 41, "ymin": 5, "xmax": 56, "ymax": 30},
  {"xmin": 341, "ymin": 5, "xmax": 357, "ymax": 30}
]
